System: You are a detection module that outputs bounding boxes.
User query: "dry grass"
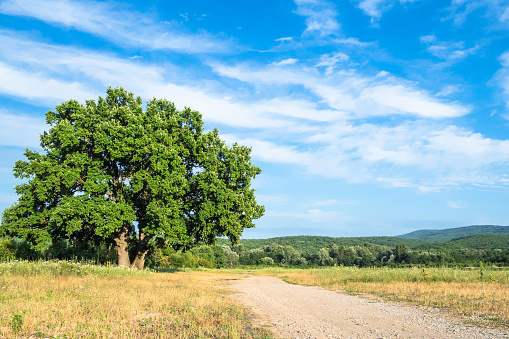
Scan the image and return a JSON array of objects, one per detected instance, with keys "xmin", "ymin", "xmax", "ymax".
[
  {"xmin": 254, "ymin": 266, "xmax": 509, "ymax": 328},
  {"xmin": 0, "ymin": 261, "xmax": 272, "ymax": 338}
]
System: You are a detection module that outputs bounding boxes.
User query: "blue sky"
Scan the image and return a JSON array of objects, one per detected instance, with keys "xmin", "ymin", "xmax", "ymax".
[{"xmin": 1, "ymin": 0, "xmax": 509, "ymax": 238}]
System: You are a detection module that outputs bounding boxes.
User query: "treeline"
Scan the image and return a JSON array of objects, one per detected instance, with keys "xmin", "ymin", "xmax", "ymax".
[
  {"xmin": 2, "ymin": 234, "xmax": 509, "ymax": 268},
  {"xmin": 227, "ymin": 241, "xmax": 509, "ymax": 267},
  {"xmin": 0, "ymin": 236, "xmax": 240, "ymax": 269},
  {"xmin": 216, "ymin": 236, "xmax": 426, "ymax": 252}
]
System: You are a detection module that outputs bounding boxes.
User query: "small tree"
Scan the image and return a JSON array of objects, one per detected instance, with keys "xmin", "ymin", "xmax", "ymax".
[
  {"xmin": 394, "ymin": 243, "xmax": 410, "ymax": 264},
  {"xmin": 1, "ymin": 88, "xmax": 264, "ymax": 269}
]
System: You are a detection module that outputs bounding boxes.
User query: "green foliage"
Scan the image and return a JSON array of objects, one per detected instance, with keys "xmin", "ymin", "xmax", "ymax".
[
  {"xmin": 398, "ymin": 225, "xmax": 509, "ymax": 242},
  {"xmin": 394, "ymin": 243, "xmax": 410, "ymax": 263},
  {"xmin": 415, "ymin": 234, "xmax": 509, "ymax": 251},
  {"xmin": 260, "ymin": 257, "xmax": 275, "ymax": 266},
  {"xmin": 11, "ymin": 312, "xmax": 23, "ymax": 333},
  {"xmin": 217, "ymin": 235, "xmax": 425, "ymax": 252},
  {"xmin": 0, "ymin": 237, "xmax": 16, "ymax": 261},
  {"xmin": 0, "ymin": 260, "xmax": 152, "ymax": 277},
  {"xmin": 191, "ymin": 244, "xmax": 228, "ymax": 268},
  {"xmin": 1, "ymin": 88, "xmax": 264, "ymax": 269}
]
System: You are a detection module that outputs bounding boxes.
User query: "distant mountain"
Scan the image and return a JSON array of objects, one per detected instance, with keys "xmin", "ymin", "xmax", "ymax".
[
  {"xmin": 216, "ymin": 225, "xmax": 509, "ymax": 253},
  {"xmin": 397, "ymin": 225, "xmax": 509, "ymax": 242},
  {"xmin": 414, "ymin": 234, "xmax": 509, "ymax": 252}
]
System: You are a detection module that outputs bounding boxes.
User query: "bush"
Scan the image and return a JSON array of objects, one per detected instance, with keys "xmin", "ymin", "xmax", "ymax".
[
  {"xmin": 260, "ymin": 257, "xmax": 275, "ymax": 266},
  {"xmin": 0, "ymin": 238, "xmax": 16, "ymax": 261}
]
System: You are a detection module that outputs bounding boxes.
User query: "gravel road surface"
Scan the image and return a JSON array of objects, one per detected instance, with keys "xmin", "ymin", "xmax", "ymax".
[{"xmin": 229, "ymin": 275, "xmax": 509, "ymax": 339}]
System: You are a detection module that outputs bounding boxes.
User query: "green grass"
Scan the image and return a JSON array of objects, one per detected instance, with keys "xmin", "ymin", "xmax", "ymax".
[{"xmin": 0, "ymin": 259, "xmax": 152, "ymax": 277}]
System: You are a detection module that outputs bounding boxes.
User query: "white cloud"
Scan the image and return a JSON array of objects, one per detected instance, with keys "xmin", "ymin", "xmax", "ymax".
[
  {"xmin": 420, "ymin": 35, "xmax": 479, "ymax": 61},
  {"xmin": 426, "ymin": 126, "xmax": 509, "ymax": 166},
  {"xmin": 221, "ymin": 135, "xmax": 316, "ymax": 165},
  {"xmin": 446, "ymin": 0, "xmax": 509, "ymax": 29},
  {"xmin": 1, "ymin": 30, "xmax": 508, "ymax": 194},
  {"xmin": 294, "ymin": 0, "xmax": 340, "ymax": 36},
  {"xmin": 436, "ymin": 85, "xmax": 459, "ymax": 97},
  {"xmin": 502, "ymin": 6, "xmax": 509, "ymax": 23},
  {"xmin": 358, "ymin": 84, "xmax": 469, "ymax": 118},
  {"xmin": 0, "ymin": 62, "xmax": 98, "ymax": 105},
  {"xmin": 420, "ymin": 34, "xmax": 436, "ymax": 44},
  {"xmin": 272, "ymin": 58, "xmax": 299, "ymax": 66},
  {"xmin": 316, "ymin": 52, "xmax": 350, "ymax": 75},
  {"xmin": 224, "ymin": 119, "xmax": 509, "ymax": 191},
  {"xmin": 212, "ymin": 62, "xmax": 470, "ymax": 119},
  {"xmin": 275, "ymin": 37, "xmax": 294, "ymax": 42},
  {"xmin": 357, "ymin": 0, "xmax": 390, "ymax": 22},
  {"xmin": 496, "ymin": 50, "xmax": 509, "ymax": 114},
  {"xmin": 356, "ymin": 0, "xmax": 418, "ymax": 24},
  {"xmin": 334, "ymin": 37, "xmax": 374, "ymax": 47},
  {"xmin": 0, "ymin": 0, "xmax": 234, "ymax": 54},
  {"xmin": 447, "ymin": 200, "xmax": 466, "ymax": 208},
  {"xmin": 0, "ymin": 31, "xmax": 300, "ymax": 129}
]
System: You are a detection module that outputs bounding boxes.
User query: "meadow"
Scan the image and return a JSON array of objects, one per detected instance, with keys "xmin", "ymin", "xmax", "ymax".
[
  {"xmin": 0, "ymin": 260, "xmax": 272, "ymax": 338},
  {"xmin": 2, "ymin": 261, "xmax": 508, "ymax": 338},
  {"xmin": 252, "ymin": 265, "xmax": 509, "ymax": 328}
]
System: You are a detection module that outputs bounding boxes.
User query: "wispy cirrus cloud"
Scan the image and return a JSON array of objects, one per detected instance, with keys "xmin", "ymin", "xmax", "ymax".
[
  {"xmin": 0, "ymin": 61, "xmax": 98, "ymax": 105},
  {"xmin": 0, "ymin": 0, "xmax": 235, "ymax": 53},
  {"xmin": 211, "ymin": 61, "xmax": 470, "ymax": 119},
  {"xmin": 420, "ymin": 34, "xmax": 479, "ymax": 61},
  {"xmin": 356, "ymin": 0, "xmax": 390, "ymax": 23},
  {"xmin": 447, "ymin": 200, "xmax": 467, "ymax": 209},
  {"xmin": 224, "ymin": 120, "xmax": 509, "ymax": 191},
  {"xmin": 1, "ymin": 30, "xmax": 509, "ymax": 194},
  {"xmin": 355, "ymin": 0, "xmax": 418, "ymax": 24},
  {"xmin": 293, "ymin": 0, "xmax": 340, "ymax": 36},
  {"xmin": 0, "ymin": 31, "xmax": 309, "ymax": 130},
  {"xmin": 496, "ymin": 50, "xmax": 509, "ymax": 116},
  {"xmin": 446, "ymin": 0, "xmax": 509, "ymax": 28}
]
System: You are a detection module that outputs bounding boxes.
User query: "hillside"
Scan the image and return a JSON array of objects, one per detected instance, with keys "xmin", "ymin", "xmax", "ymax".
[
  {"xmin": 218, "ymin": 225, "xmax": 509, "ymax": 254},
  {"xmin": 415, "ymin": 234, "xmax": 509, "ymax": 252},
  {"xmin": 218, "ymin": 235, "xmax": 426, "ymax": 253},
  {"xmin": 397, "ymin": 225, "xmax": 509, "ymax": 242}
]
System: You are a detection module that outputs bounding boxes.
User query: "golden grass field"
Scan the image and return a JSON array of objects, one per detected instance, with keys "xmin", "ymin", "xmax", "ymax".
[
  {"xmin": 2, "ymin": 261, "xmax": 509, "ymax": 338},
  {"xmin": 0, "ymin": 261, "xmax": 272, "ymax": 338},
  {"xmin": 253, "ymin": 266, "xmax": 509, "ymax": 328}
]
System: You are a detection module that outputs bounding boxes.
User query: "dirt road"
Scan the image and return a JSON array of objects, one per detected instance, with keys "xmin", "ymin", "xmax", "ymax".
[{"xmin": 229, "ymin": 275, "xmax": 508, "ymax": 339}]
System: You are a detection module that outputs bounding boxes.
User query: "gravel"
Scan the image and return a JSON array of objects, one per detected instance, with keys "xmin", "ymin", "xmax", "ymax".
[{"xmin": 228, "ymin": 275, "xmax": 509, "ymax": 339}]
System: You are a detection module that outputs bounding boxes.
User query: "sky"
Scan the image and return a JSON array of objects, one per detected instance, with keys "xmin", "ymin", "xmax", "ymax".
[{"xmin": 0, "ymin": 0, "xmax": 509, "ymax": 239}]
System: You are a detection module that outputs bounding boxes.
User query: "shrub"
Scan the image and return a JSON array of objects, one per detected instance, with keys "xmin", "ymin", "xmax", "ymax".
[
  {"xmin": 260, "ymin": 257, "xmax": 275, "ymax": 266},
  {"xmin": 0, "ymin": 238, "xmax": 15, "ymax": 261}
]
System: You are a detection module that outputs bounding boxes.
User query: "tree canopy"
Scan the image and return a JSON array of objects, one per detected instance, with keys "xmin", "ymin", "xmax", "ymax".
[{"xmin": 1, "ymin": 88, "xmax": 264, "ymax": 269}]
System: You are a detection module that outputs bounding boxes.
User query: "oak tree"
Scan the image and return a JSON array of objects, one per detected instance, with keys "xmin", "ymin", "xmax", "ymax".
[{"xmin": 1, "ymin": 88, "xmax": 264, "ymax": 269}]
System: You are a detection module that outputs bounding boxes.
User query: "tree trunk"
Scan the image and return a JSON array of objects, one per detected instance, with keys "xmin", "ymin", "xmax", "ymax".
[
  {"xmin": 131, "ymin": 231, "xmax": 151, "ymax": 270},
  {"xmin": 131, "ymin": 250, "xmax": 149, "ymax": 270},
  {"xmin": 113, "ymin": 225, "xmax": 130, "ymax": 267}
]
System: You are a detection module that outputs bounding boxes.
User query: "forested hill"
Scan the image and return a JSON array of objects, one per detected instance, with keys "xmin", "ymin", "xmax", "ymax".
[
  {"xmin": 415, "ymin": 234, "xmax": 509, "ymax": 252},
  {"xmin": 218, "ymin": 235, "xmax": 426, "ymax": 252},
  {"xmin": 218, "ymin": 225, "xmax": 509, "ymax": 253},
  {"xmin": 397, "ymin": 225, "xmax": 509, "ymax": 242}
]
